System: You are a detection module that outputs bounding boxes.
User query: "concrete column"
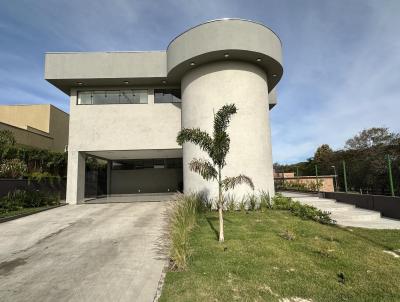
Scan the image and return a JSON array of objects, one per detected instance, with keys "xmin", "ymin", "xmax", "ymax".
[
  {"xmin": 107, "ymin": 160, "xmax": 112, "ymax": 196},
  {"xmin": 66, "ymin": 151, "xmax": 86, "ymax": 204},
  {"xmin": 181, "ymin": 61, "xmax": 275, "ymax": 201}
]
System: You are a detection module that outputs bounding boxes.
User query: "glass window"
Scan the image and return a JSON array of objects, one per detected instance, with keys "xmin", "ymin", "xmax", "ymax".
[
  {"xmin": 78, "ymin": 89, "xmax": 148, "ymax": 105},
  {"xmin": 154, "ymin": 89, "xmax": 181, "ymax": 103},
  {"xmin": 78, "ymin": 91, "xmax": 92, "ymax": 104}
]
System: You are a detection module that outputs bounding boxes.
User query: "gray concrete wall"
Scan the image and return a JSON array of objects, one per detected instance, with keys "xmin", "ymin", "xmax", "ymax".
[
  {"xmin": 68, "ymin": 88, "xmax": 181, "ymax": 152},
  {"xmin": 110, "ymin": 168, "xmax": 182, "ymax": 194},
  {"xmin": 181, "ymin": 61, "xmax": 275, "ymax": 200}
]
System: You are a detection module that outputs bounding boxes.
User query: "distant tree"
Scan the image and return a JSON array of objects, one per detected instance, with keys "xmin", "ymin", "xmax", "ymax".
[
  {"xmin": 177, "ymin": 104, "xmax": 254, "ymax": 242},
  {"xmin": 314, "ymin": 144, "xmax": 333, "ymax": 162},
  {"xmin": 0, "ymin": 130, "xmax": 16, "ymax": 147},
  {"xmin": 345, "ymin": 127, "xmax": 399, "ymax": 150}
]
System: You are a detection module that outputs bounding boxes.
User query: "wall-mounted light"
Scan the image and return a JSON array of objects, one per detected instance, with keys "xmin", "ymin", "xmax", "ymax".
[
  {"xmin": 256, "ymin": 58, "xmax": 262, "ymax": 62},
  {"xmin": 190, "ymin": 62, "xmax": 196, "ymax": 66},
  {"xmin": 123, "ymin": 81, "xmax": 129, "ymax": 84},
  {"xmin": 162, "ymin": 80, "xmax": 167, "ymax": 84},
  {"xmin": 224, "ymin": 53, "xmax": 229, "ymax": 58},
  {"xmin": 272, "ymin": 74, "xmax": 278, "ymax": 77},
  {"xmin": 76, "ymin": 82, "xmax": 83, "ymax": 85}
]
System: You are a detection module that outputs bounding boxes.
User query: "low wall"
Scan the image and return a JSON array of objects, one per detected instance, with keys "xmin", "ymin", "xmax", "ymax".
[
  {"xmin": 323, "ymin": 192, "xmax": 400, "ymax": 220},
  {"xmin": 276, "ymin": 176, "xmax": 335, "ymax": 192},
  {"xmin": 0, "ymin": 178, "xmax": 66, "ymax": 200}
]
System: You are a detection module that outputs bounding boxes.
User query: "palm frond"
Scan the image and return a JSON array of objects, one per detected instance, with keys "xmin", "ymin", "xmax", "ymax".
[
  {"xmin": 210, "ymin": 132, "xmax": 230, "ymax": 167},
  {"xmin": 213, "ymin": 104, "xmax": 237, "ymax": 136},
  {"xmin": 222, "ymin": 174, "xmax": 255, "ymax": 191},
  {"xmin": 189, "ymin": 158, "xmax": 218, "ymax": 181},
  {"xmin": 177, "ymin": 128, "xmax": 213, "ymax": 154}
]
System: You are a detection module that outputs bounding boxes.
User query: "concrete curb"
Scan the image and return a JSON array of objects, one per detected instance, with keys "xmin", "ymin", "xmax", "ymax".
[{"xmin": 0, "ymin": 203, "xmax": 67, "ymax": 223}]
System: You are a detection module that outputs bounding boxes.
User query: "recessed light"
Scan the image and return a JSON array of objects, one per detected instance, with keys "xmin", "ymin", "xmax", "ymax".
[
  {"xmin": 76, "ymin": 82, "xmax": 83, "ymax": 85},
  {"xmin": 190, "ymin": 62, "xmax": 196, "ymax": 66},
  {"xmin": 162, "ymin": 80, "xmax": 167, "ymax": 84},
  {"xmin": 256, "ymin": 58, "xmax": 262, "ymax": 62},
  {"xmin": 224, "ymin": 53, "xmax": 229, "ymax": 58},
  {"xmin": 123, "ymin": 81, "xmax": 129, "ymax": 84}
]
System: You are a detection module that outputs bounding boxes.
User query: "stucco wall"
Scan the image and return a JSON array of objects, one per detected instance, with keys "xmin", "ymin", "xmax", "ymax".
[
  {"xmin": 0, "ymin": 104, "xmax": 69, "ymax": 152},
  {"xmin": 49, "ymin": 106, "xmax": 69, "ymax": 152},
  {"xmin": 181, "ymin": 61, "xmax": 275, "ymax": 200},
  {"xmin": 0, "ymin": 104, "xmax": 51, "ymax": 132},
  {"xmin": 0, "ymin": 122, "xmax": 53, "ymax": 149},
  {"xmin": 68, "ymin": 88, "xmax": 181, "ymax": 152}
]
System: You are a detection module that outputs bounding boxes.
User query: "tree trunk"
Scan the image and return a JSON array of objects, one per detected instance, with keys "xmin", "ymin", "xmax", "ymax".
[{"xmin": 218, "ymin": 166, "xmax": 224, "ymax": 242}]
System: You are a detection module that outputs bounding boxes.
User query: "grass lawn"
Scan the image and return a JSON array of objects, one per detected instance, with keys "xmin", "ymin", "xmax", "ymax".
[
  {"xmin": 160, "ymin": 210, "xmax": 400, "ymax": 302},
  {"xmin": 0, "ymin": 206, "xmax": 55, "ymax": 219}
]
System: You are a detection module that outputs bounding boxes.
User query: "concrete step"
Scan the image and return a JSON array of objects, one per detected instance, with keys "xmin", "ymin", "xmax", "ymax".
[
  {"xmin": 279, "ymin": 191, "xmax": 400, "ymax": 229},
  {"xmin": 331, "ymin": 208, "xmax": 381, "ymax": 222},
  {"xmin": 300, "ymin": 200, "xmax": 355, "ymax": 212}
]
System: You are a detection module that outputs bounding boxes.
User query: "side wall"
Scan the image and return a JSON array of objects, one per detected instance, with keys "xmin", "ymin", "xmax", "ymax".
[
  {"xmin": 0, "ymin": 105, "xmax": 51, "ymax": 133},
  {"xmin": 49, "ymin": 106, "xmax": 69, "ymax": 152},
  {"xmin": 0, "ymin": 122, "xmax": 53, "ymax": 150}
]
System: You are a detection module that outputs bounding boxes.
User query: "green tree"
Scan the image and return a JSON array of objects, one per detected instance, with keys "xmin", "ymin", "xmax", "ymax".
[
  {"xmin": 345, "ymin": 127, "xmax": 399, "ymax": 150},
  {"xmin": 0, "ymin": 130, "xmax": 16, "ymax": 147},
  {"xmin": 177, "ymin": 104, "xmax": 254, "ymax": 242}
]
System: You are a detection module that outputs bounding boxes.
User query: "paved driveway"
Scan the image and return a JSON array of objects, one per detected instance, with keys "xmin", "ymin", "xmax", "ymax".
[{"xmin": 0, "ymin": 199, "xmax": 169, "ymax": 302}]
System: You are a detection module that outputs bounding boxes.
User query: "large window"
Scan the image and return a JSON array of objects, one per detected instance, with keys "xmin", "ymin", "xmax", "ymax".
[
  {"xmin": 78, "ymin": 90, "xmax": 148, "ymax": 105},
  {"xmin": 154, "ymin": 89, "xmax": 181, "ymax": 103},
  {"xmin": 112, "ymin": 158, "xmax": 183, "ymax": 170}
]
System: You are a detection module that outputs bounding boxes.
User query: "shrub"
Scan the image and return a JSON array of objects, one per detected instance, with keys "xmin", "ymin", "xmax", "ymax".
[
  {"xmin": 0, "ymin": 130, "xmax": 16, "ymax": 147},
  {"xmin": 167, "ymin": 193, "xmax": 205, "ymax": 270},
  {"xmin": 272, "ymin": 193, "xmax": 335, "ymax": 225},
  {"xmin": 224, "ymin": 193, "xmax": 236, "ymax": 211},
  {"xmin": 0, "ymin": 158, "xmax": 27, "ymax": 178},
  {"xmin": 259, "ymin": 190, "xmax": 273, "ymax": 210},
  {"xmin": 247, "ymin": 194, "xmax": 258, "ymax": 211},
  {"xmin": 0, "ymin": 189, "xmax": 60, "ymax": 214}
]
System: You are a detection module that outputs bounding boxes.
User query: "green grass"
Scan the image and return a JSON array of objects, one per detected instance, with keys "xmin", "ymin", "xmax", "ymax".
[
  {"xmin": 0, "ymin": 206, "xmax": 54, "ymax": 219},
  {"xmin": 160, "ymin": 210, "xmax": 400, "ymax": 302}
]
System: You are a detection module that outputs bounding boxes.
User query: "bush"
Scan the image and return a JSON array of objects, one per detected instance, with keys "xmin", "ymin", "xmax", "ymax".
[
  {"xmin": 0, "ymin": 158, "xmax": 27, "ymax": 178},
  {"xmin": 0, "ymin": 189, "xmax": 60, "ymax": 214},
  {"xmin": 272, "ymin": 193, "xmax": 335, "ymax": 225},
  {"xmin": 167, "ymin": 193, "xmax": 206, "ymax": 270},
  {"xmin": 259, "ymin": 190, "xmax": 273, "ymax": 210}
]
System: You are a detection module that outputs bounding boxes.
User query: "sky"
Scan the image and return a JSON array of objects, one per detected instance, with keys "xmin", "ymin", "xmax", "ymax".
[{"xmin": 0, "ymin": 0, "xmax": 399, "ymax": 164}]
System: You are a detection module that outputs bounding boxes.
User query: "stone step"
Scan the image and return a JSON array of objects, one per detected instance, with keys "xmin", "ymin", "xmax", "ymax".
[
  {"xmin": 330, "ymin": 208, "xmax": 381, "ymax": 222},
  {"xmin": 279, "ymin": 191, "xmax": 400, "ymax": 229}
]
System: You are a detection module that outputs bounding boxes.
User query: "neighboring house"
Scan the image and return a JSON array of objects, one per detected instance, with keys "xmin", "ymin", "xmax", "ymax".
[
  {"xmin": 44, "ymin": 18, "xmax": 283, "ymax": 204},
  {"xmin": 0, "ymin": 104, "xmax": 69, "ymax": 152}
]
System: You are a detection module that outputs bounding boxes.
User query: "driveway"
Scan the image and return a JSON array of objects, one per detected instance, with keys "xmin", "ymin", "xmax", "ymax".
[{"xmin": 0, "ymin": 199, "xmax": 169, "ymax": 302}]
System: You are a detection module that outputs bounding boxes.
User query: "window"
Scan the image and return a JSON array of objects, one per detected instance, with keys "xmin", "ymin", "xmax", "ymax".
[
  {"xmin": 154, "ymin": 89, "xmax": 181, "ymax": 103},
  {"xmin": 77, "ymin": 89, "xmax": 148, "ymax": 105},
  {"xmin": 111, "ymin": 158, "xmax": 182, "ymax": 170}
]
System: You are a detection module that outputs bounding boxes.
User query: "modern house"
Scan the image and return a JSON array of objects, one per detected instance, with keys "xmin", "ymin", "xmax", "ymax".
[
  {"xmin": 44, "ymin": 18, "xmax": 283, "ymax": 204},
  {"xmin": 0, "ymin": 104, "xmax": 69, "ymax": 152}
]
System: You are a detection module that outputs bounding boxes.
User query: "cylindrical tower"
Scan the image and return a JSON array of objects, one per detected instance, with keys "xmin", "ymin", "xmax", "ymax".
[
  {"xmin": 167, "ymin": 18, "xmax": 283, "ymax": 200},
  {"xmin": 181, "ymin": 61, "xmax": 274, "ymax": 198}
]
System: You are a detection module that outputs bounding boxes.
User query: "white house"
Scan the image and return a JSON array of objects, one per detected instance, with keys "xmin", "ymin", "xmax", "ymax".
[{"xmin": 44, "ymin": 18, "xmax": 283, "ymax": 204}]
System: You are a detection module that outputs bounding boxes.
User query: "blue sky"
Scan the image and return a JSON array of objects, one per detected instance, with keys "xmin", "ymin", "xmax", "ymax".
[{"xmin": 1, "ymin": 0, "xmax": 399, "ymax": 163}]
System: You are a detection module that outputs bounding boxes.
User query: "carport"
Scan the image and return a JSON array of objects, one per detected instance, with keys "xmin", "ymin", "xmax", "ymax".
[{"xmin": 84, "ymin": 149, "xmax": 183, "ymax": 199}]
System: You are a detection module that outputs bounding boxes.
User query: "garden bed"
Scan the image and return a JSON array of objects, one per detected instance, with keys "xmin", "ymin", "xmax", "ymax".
[{"xmin": 160, "ymin": 209, "xmax": 400, "ymax": 301}]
